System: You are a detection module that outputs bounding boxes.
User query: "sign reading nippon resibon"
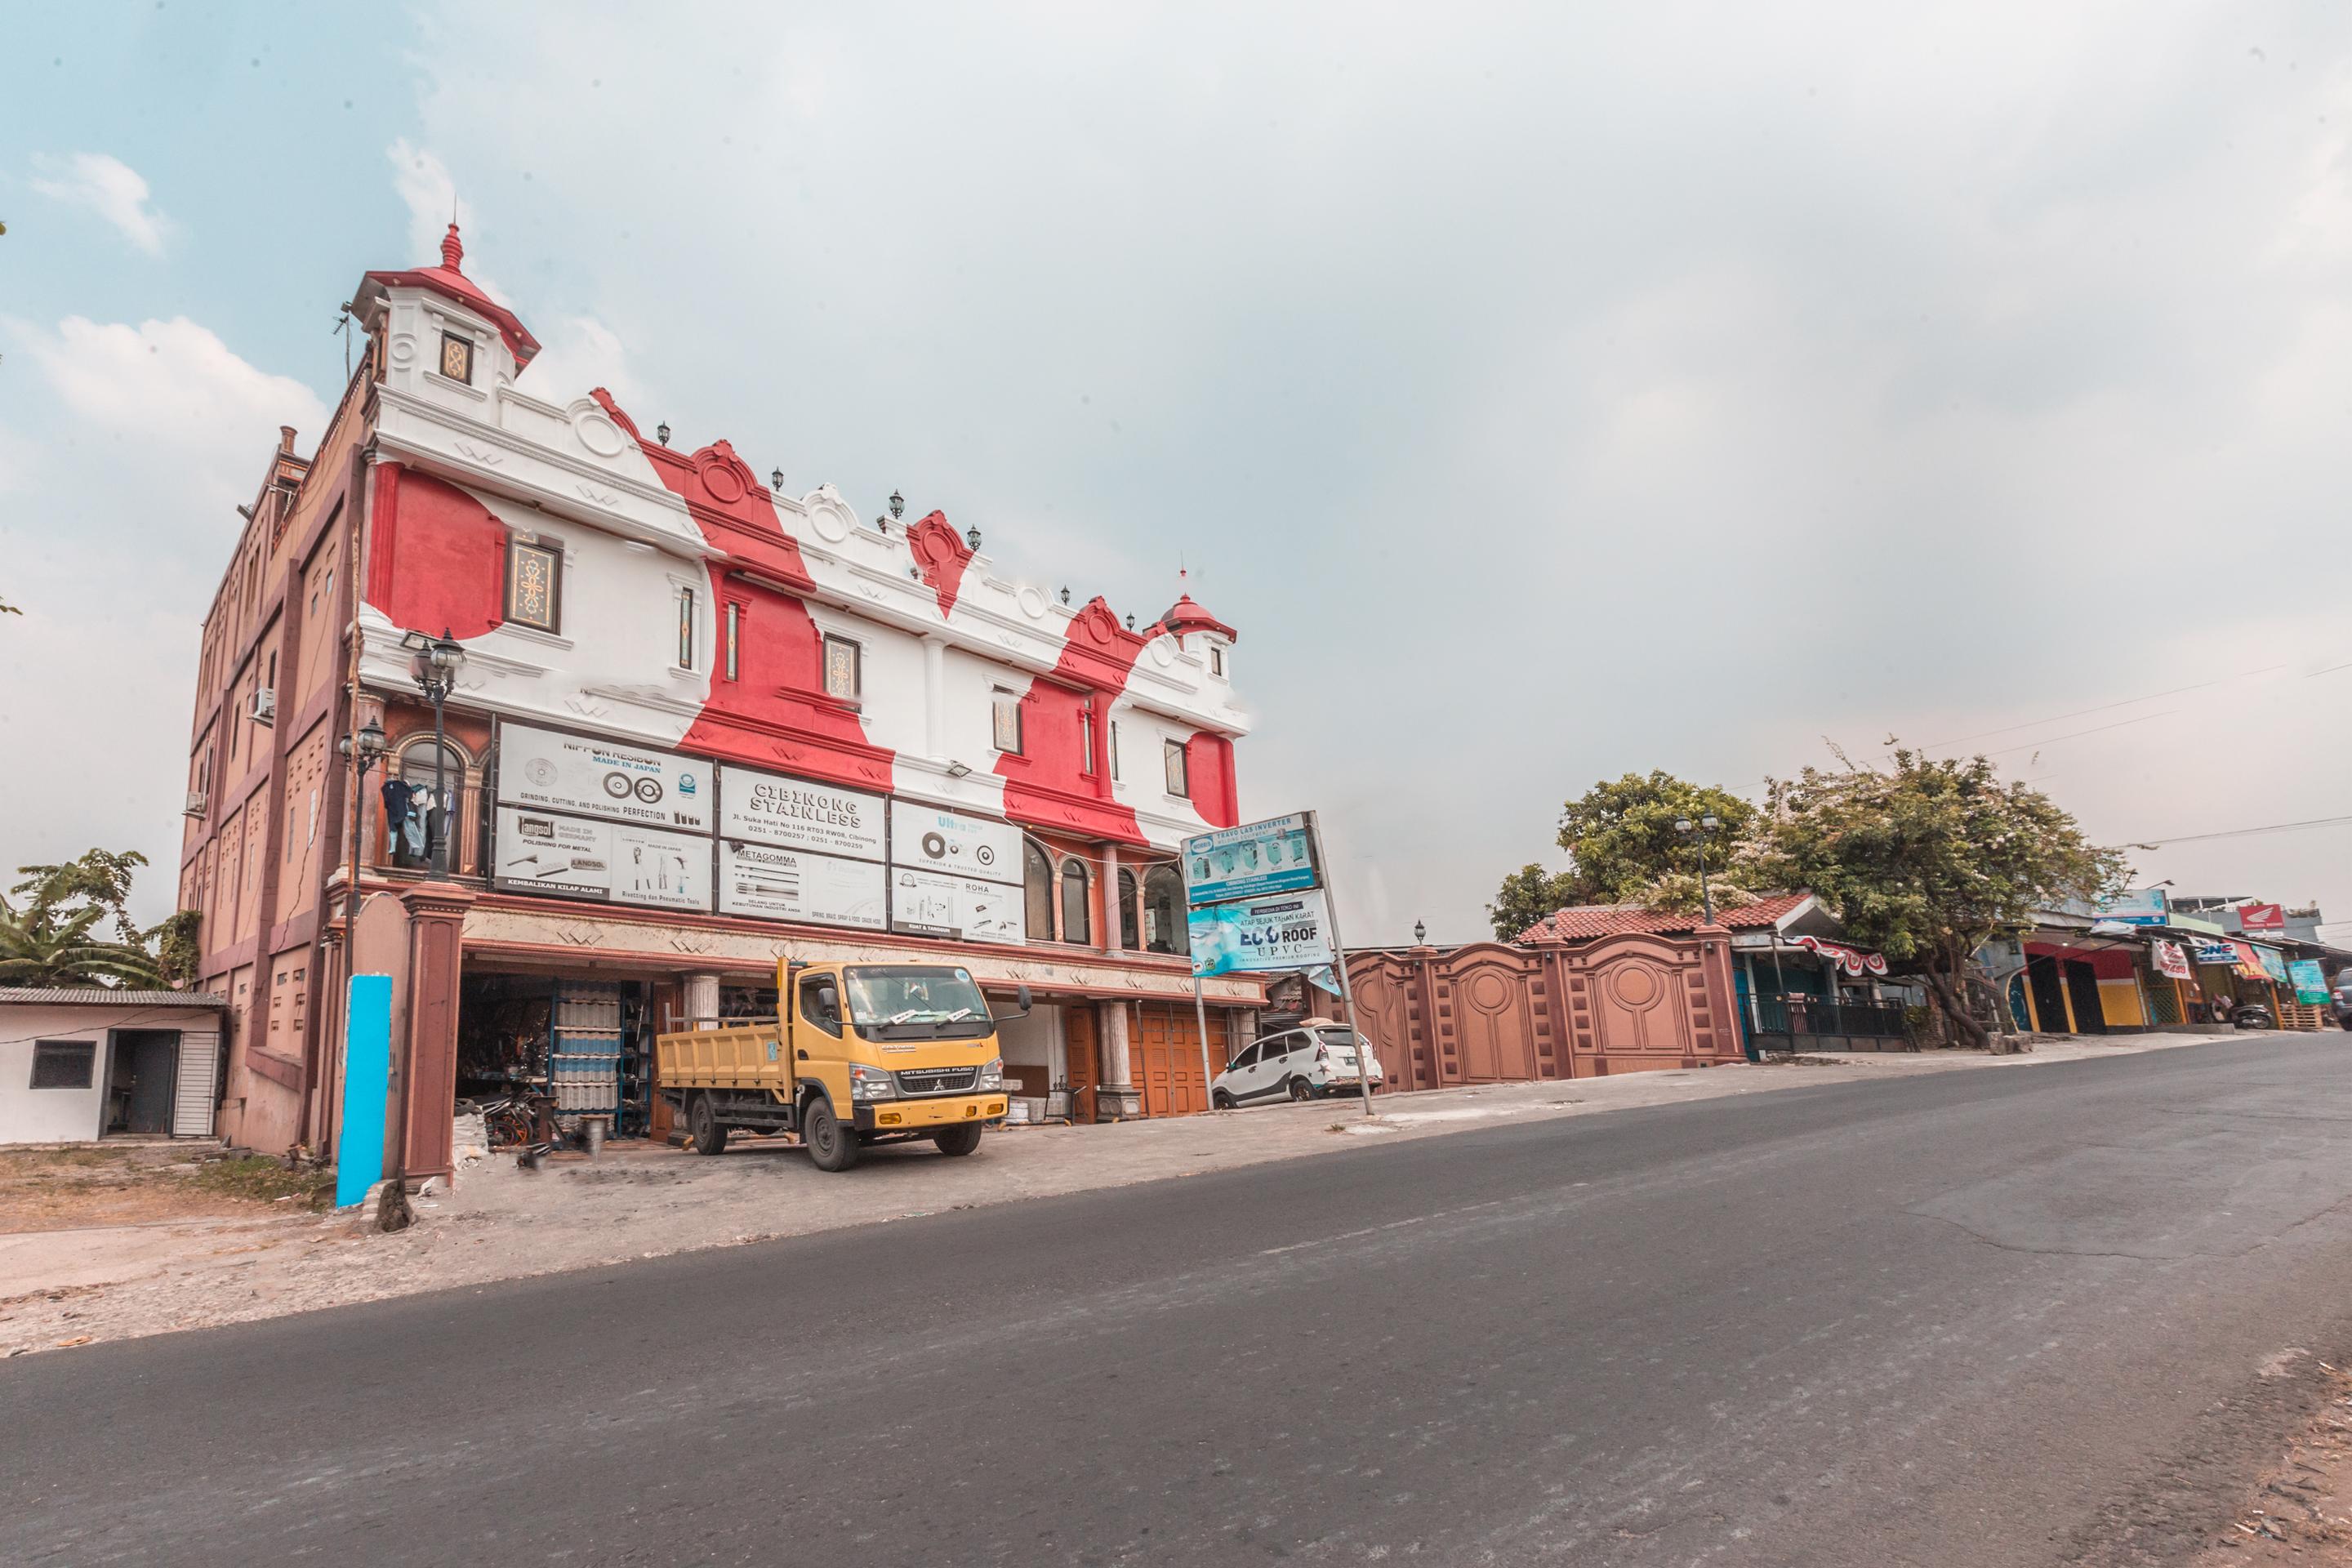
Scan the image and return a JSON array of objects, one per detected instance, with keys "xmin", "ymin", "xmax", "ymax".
[
  {"xmin": 1182, "ymin": 813, "xmax": 1320, "ymax": 906},
  {"xmin": 498, "ymin": 721, "xmax": 711, "ymax": 833}
]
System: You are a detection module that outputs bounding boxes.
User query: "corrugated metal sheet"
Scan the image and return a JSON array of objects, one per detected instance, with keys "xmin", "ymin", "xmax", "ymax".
[
  {"xmin": 173, "ymin": 1031, "xmax": 220, "ymax": 1138},
  {"xmin": 0, "ymin": 989, "xmax": 225, "ymax": 1008}
]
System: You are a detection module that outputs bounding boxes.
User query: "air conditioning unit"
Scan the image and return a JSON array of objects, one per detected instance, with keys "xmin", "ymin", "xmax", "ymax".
[
  {"xmin": 183, "ymin": 791, "xmax": 207, "ymax": 818},
  {"xmin": 249, "ymin": 688, "xmax": 276, "ymax": 726}
]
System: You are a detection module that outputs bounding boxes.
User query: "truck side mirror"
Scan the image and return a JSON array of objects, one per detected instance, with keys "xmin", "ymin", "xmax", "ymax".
[
  {"xmin": 814, "ymin": 982, "xmax": 840, "ymax": 1022},
  {"xmin": 1015, "ymin": 983, "xmax": 1031, "ymax": 1015}
]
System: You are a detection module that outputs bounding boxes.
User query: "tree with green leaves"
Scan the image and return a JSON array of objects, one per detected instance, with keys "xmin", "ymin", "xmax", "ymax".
[
  {"xmin": 0, "ymin": 849, "xmax": 188, "ymax": 989},
  {"xmin": 1488, "ymin": 772, "xmax": 1762, "ymax": 938},
  {"xmin": 1757, "ymin": 747, "xmax": 2128, "ymax": 1051},
  {"xmin": 1487, "ymin": 863, "xmax": 1581, "ymax": 941}
]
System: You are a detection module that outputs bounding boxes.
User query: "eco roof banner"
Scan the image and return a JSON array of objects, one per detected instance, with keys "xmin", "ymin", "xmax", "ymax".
[
  {"xmin": 1189, "ymin": 891, "xmax": 1336, "ymax": 977},
  {"xmin": 1182, "ymin": 813, "xmax": 1320, "ymax": 906}
]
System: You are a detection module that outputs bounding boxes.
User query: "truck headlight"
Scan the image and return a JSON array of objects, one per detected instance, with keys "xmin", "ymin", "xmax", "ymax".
[
  {"xmin": 849, "ymin": 1063, "xmax": 898, "ymax": 1102},
  {"xmin": 977, "ymin": 1057, "xmax": 1006, "ymax": 1091}
]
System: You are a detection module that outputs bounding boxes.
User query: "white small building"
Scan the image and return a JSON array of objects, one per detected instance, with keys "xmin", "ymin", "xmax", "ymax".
[{"xmin": 0, "ymin": 991, "xmax": 226, "ymax": 1145}]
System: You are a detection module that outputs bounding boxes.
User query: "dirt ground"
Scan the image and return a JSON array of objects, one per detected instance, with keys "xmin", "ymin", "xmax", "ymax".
[
  {"xmin": 2185, "ymin": 1361, "xmax": 2352, "ymax": 1563},
  {"xmin": 0, "ymin": 1143, "xmax": 332, "ymax": 1232},
  {"xmin": 0, "ymin": 1029, "xmax": 2241, "ymax": 1360}
]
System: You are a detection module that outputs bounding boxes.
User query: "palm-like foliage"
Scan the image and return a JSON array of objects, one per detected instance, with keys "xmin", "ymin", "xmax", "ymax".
[{"xmin": 0, "ymin": 849, "xmax": 176, "ymax": 989}]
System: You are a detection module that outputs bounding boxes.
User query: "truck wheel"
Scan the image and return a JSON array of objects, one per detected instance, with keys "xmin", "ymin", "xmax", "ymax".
[
  {"xmin": 688, "ymin": 1092, "xmax": 729, "ymax": 1156},
  {"xmin": 933, "ymin": 1122, "xmax": 984, "ymax": 1157},
  {"xmin": 804, "ymin": 1098, "xmax": 859, "ymax": 1172}
]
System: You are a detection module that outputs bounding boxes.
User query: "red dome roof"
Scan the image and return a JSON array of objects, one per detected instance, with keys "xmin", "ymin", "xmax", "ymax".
[
  {"xmin": 359, "ymin": 223, "xmax": 542, "ymax": 370},
  {"xmin": 1159, "ymin": 592, "xmax": 1236, "ymax": 642}
]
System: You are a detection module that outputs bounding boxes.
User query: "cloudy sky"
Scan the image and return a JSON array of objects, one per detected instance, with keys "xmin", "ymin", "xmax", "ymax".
[{"xmin": 5, "ymin": 2, "xmax": 2351, "ymax": 942}]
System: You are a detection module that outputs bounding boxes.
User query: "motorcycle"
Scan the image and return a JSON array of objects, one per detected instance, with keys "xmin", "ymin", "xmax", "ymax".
[{"xmin": 2228, "ymin": 1001, "xmax": 2277, "ymax": 1031}]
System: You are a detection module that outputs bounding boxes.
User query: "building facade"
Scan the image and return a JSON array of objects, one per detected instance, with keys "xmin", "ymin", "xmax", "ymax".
[{"xmin": 179, "ymin": 224, "xmax": 1260, "ymax": 1170}]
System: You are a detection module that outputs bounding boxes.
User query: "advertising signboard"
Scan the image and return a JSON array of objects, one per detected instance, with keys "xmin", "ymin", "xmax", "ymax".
[
  {"xmin": 889, "ymin": 868, "xmax": 1024, "ymax": 943},
  {"xmin": 719, "ymin": 767, "xmax": 885, "ymax": 862},
  {"xmin": 1187, "ymin": 890, "xmax": 1338, "ymax": 978},
  {"xmin": 492, "ymin": 806, "xmax": 711, "ymax": 911},
  {"xmin": 2258, "ymin": 945, "xmax": 2290, "ymax": 983},
  {"xmin": 2194, "ymin": 939, "xmax": 2239, "ymax": 966},
  {"xmin": 2096, "ymin": 888, "xmax": 2171, "ymax": 925},
  {"xmin": 2238, "ymin": 902, "xmax": 2287, "ymax": 933},
  {"xmin": 2151, "ymin": 939, "xmax": 2193, "ymax": 980},
  {"xmin": 497, "ymin": 722, "xmax": 711, "ymax": 833},
  {"xmin": 2291, "ymin": 958, "xmax": 2331, "ymax": 1005},
  {"xmin": 717, "ymin": 840, "xmax": 886, "ymax": 929},
  {"xmin": 889, "ymin": 801, "xmax": 1022, "ymax": 887},
  {"xmin": 1181, "ymin": 813, "xmax": 1319, "ymax": 906}
]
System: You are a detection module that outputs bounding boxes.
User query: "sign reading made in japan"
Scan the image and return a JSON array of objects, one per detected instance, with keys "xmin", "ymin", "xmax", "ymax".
[
  {"xmin": 498, "ymin": 721, "xmax": 711, "ymax": 833},
  {"xmin": 1182, "ymin": 813, "xmax": 1320, "ymax": 906}
]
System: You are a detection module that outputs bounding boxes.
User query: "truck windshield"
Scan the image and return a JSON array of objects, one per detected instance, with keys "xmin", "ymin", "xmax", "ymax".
[{"xmin": 844, "ymin": 966, "xmax": 995, "ymax": 1040}]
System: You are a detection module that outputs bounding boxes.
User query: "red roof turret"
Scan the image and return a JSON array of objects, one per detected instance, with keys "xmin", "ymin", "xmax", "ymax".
[
  {"xmin": 1158, "ymin": 591, "xmax": 1236, "ymax": 642},
  {"xmin": 354, "ymin": 220, "xmax": 542, "ymax": 371}
]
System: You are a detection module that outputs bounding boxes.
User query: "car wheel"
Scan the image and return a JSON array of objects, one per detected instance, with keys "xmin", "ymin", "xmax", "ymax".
[
  {"xmin": 1212, "ymin": 1089, "xmax": 1235, "ymax": 1109},
  {"xmin": 1287, "ymin": 1076, "xmax": 1314, "ymax": 1103},
  {"xmin": 803, "ymin": 1097, "xmax": 860, "ymax": 1172},
  {"xmin": 688, "ymin": 1092, "xmax": 728, "ymax": 1156}
]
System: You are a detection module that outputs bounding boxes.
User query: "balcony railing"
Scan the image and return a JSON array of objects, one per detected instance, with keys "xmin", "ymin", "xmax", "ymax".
[{"xmin": 1749, "ymin": 994, "xmax": 1912, "ymax": 1045}]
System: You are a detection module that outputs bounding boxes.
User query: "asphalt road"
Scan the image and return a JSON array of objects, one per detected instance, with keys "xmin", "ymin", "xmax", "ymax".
[{"xmin": 11, "ymin": 1038, "xmax": 2352, "ymax": 1566}]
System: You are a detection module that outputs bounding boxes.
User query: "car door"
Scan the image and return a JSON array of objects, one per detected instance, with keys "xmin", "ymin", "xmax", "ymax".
[
  {"xmin": 1216, "ymin": 1040, "xmax": 1261, "ymax": 1104},
  {"xmin": 1252, "ymin": 1031, "xmax": 1300, "ymax": 1099}
]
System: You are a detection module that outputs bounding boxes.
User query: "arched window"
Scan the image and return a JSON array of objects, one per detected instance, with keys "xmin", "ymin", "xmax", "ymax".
[
  {"xmin": 1023, "ymin": 842, "xmax": 1054, "ymax": 942},
  {"xmin": 1144, "ymin": 864, "xmax": 1188, "ymax": 957},
  {"xmin": 390, "ymin": 738, "xmax": 470, "ymax": 871},
  {"xmin": 1059, "ymin": 858, "xmax": 1091, "ymax": 946},
  {"xmin": 1117, "ymin": 868, "xmax": 1139, "ymax": 951}
]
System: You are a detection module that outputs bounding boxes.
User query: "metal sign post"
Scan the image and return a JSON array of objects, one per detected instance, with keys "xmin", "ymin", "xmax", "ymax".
[
  {"xmin": 1303, "ymin": 811, "xmax": 1375, "ymax": 1120},
  {"xmin": 1192, "ymin": 968, "xmax": 1218, "ymax": 1111}
]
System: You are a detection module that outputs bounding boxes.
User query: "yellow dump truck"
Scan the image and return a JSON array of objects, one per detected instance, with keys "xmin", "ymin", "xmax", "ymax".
[{"xmin": 655, "ymin": 958, "xmax": 1021, "ymax": 1171}]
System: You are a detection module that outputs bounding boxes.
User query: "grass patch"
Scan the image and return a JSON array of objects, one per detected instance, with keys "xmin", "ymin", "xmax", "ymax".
[{"xmin": 187, "ymin": 1156, "xmax": 336, "ymax": 1212}]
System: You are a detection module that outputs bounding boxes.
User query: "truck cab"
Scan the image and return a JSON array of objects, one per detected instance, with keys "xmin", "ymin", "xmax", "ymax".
[{"xmin": 655, "ymin": 960, "xmax": 1020, "ymax": 1171}]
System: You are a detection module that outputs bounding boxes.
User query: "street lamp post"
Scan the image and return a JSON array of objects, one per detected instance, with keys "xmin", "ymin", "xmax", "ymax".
[
  {"xmin": 403, "ymin": 629, "xmax": 467, "ymax": 876},
  {"xmin": 1675, "ymin": 814, "xmax": 1722, "ymax": 925},
  {"xmin": 336, "ymin": 715, "xmax": 390, "ymax": 922}
]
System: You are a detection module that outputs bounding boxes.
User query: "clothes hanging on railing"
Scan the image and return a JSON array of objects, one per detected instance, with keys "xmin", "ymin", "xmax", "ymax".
[{"xmin": 381, "ymin": 777, "xmax": 426, "ymax": 863}]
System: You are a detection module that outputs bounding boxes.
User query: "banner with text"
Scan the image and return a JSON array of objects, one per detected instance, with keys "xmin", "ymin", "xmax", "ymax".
[
  {"xmin": 1189, "ymin": 890, "xmax": 1337, "ymax": 977},
  {"xmin": 497, "ymin": 722, "xmax": 711, "ymax": 833},
  {"xmin": 718, "ymin": 840, "xmax": 886, "ymax": 929},
  {"xmin": 719, "ymin": 766, "xmax": 885, "ymax": 862},
  {"xmin": 493, "ymin": 806, "xmax": 712, "ymax": 911},
  {"xmin": 889, "ymin": 868, "xmax": 1025, "ymax": 943},
  {"xmin": 1182, "ymin": 813, "xmax": 1320, "ymax": 906},
  {"xmin": 890, "ymin": 801, "xmax": 1022, "ymax": 887}
]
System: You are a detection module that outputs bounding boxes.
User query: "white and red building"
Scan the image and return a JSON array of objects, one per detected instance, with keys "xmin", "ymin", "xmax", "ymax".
[{"xmin": 180, "ymin": 225, "xmax": 1260, "ymax": 1172}]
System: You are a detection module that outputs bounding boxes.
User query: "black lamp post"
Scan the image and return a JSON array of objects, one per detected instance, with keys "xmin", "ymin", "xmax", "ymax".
[
  {"xmin": 1675, "ymin": 814, "xmax": 1723, "ymax": 924},
  {"xmin": 405, "ymin": 629, "xmax": 467, "ymax": 875},
  {"xmin": 336, "ymin": 715, "xmax": 389, "ymax": 920}
]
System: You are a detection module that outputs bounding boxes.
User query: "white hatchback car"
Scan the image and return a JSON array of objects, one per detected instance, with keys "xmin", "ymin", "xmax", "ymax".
[{"xmin": 1213, "ymin": 1021, "xmax": 1383, "ymax": 1107}]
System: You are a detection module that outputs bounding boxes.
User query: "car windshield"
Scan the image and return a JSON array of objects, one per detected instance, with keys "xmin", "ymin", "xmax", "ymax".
[{"xmin": 843, "ymin": 966, "xmax": 992, "ymax": 1036}]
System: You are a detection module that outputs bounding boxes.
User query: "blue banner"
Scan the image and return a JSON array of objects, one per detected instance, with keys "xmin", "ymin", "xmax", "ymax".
[{"xmin": 336, "ymin": 974, "xmax": 393, "ymax": 1209}]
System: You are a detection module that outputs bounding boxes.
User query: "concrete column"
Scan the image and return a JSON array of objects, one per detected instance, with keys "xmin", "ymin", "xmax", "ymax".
[
  {"xmin": 922, "ymin": 635, "xmax": 947, "ymax": 760},
  {"xmin": 396, "ymin": 880, "xmax": 475, "ymax": 1183},
  {"xmin": 1095, "ymin": 1000, "xmax": 1140, "ymax": 1120},
  {"xmin": 1101, "ymin": 841, "xmax": 1121, "ymax": 955},
  {"xmin": 684, "ymin": 971, "xmax": 721, "ymax": 1025}
]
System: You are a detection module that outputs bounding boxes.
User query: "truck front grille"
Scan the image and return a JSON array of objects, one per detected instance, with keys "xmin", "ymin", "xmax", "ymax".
[{"xmin": 894, "ymin": 1066, "xmax": 979, "ymax": 1097}]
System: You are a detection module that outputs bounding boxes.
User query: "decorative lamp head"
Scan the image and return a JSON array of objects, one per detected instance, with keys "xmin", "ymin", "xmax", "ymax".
[
  {"xmin": 888, "ymin": 490, "xmax": 905, "ymax": 520},
  {"xmin": 965, "ymin": 524, "xmax": 982, "ymax": 551},
  {"xmin": 770, "ymin": 468, "xmax": 784, "ymax": 492},
  {"xmin": 1414, "ymin": 920, "xmax": 1428, "ymax": 945},
  {"xmin": 1059, "ymin": 586, "xmax": 1071, "ymax": 605}
]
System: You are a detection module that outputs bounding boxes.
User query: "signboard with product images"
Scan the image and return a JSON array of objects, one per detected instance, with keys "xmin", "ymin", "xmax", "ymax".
[
  {"xmin": 2097, "ymin": 888, "xmax": 2171, "ymax": 925},
  {"xmin": 889, "ymin": 801, "xmax": 1022, "ymax": 887},
  {"xmin": 1181, "ymin": 813, "xmax": 1320, "ymax": 906},
  {"xmin": 492, "ymin": 806, "xmax": 712, "ymax": 911},
  {"xmin": 889, "ymin": 868, "xmax": 1024, "ymax": 943},
  {"xmin": 2151, "ymin": 939, "xmax": 2193, "ymax": 980},
  {"xmin": 2291, "ymin": 958, "xmax": 2331, "ymax": 1005},
  {"xmin": 2257, "ymin": 945, "xmax": 2291, "ymax": 983},
  {"xmin": 719, "ymin": 767, "xmax": 885, "ymax": 862},
  {"xmin": 1187, "ymin": 890, "xmax": 1338, "ymax": 977},
  {"xmin": 497, "ymin": 721, "xmax": 711, "ymax": 833},
  {"xmin": 717, "ymin": 840, "xmax": 886, "ymax": 929}
]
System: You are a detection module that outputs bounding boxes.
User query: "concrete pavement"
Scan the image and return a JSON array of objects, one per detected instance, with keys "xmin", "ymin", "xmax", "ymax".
[{"xmin": 7, "ymin": 1034, "xmax": 2352, "ymax": 1565}]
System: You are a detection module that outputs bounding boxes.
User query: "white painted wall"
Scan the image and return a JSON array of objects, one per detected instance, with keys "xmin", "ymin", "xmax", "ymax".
[{"xmin": 0, "ymin": 1004, "xmax": 223, "ymax": 1145}]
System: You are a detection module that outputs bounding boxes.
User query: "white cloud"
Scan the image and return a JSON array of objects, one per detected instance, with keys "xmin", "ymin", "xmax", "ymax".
[
  {"xmin": 30, "ymin": 153, "xmax": 170, "ymax": 256},
  {"xmin": 520, "ymin": 315, "xmax": 644, "ymax": 407}
]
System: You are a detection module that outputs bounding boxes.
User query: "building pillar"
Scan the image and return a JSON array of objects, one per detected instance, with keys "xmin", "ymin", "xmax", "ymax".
[
  {"xmin": 922, "ymin": 635, "xmax": 947, "ymax": 760},
  {"xmin": 684, "ymin": 971, "xmax": 722, "ymax": 1025},
  {"xmin": 1101, "ymin": 841, "xmax": 1121, "ymax": 956},
  {"xmin": 396, "ymin": 880, "xmax": 474, "ymax": 1184},
  {"xmin": 1095, "ymin": 1000, "xmax": 1140, "ymax": 1120}
]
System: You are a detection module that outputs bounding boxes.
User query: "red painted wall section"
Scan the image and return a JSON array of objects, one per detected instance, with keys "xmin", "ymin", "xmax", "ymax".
[
  {"xmin": 998, "ymin": 597, "xmax": 1146, "ymax": 845},
  {"xmin": 906, "ymin": 512, "xmax": 973, "ymax": 619},
  {"xmin": 602, "ymin": 404, "xmax": 893, "ymax": 792},
  {"xmin": 1184, "ymin": 731, "xmax": 1239, "ymax": 828},
  {"xmin": 363, "ymin": 465, "xmax": 506, "ymax": 639}
]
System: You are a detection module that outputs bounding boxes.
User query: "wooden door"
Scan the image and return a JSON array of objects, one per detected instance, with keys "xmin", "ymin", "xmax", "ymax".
[
  {"xmin": 1135, "ymin": 1003, "xmax": 1212, "ymax": 1117},
  {"xmin": 1064, "ymin": 1004, "xmax": 1100, "ymax": 1120}
]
